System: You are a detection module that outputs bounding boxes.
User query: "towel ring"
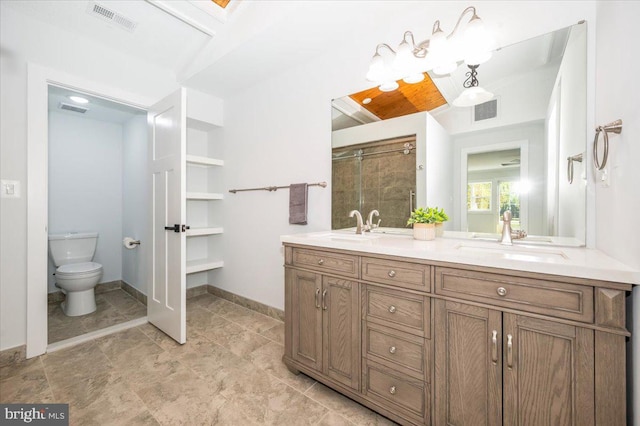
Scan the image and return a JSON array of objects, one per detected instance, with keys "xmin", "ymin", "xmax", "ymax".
[
  {"xmin": 567, "ymin": 153, "xmax": 583, "ymax": 184},
  {"xmin": 593, "ymin": 119, "xmax": 622, "ymax": 170}
]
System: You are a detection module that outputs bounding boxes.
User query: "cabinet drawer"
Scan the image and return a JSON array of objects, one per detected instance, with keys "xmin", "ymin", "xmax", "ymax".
[
  {"xmin": 364, "ymin": 322, "xmax": 428, "ymax": 379},
  {"xmin": 292, "ymin": 248, "xmax": 359, "ymax": 278},
  {"xmin": 435, "ymin": 267, "xmax": 594, "ymax": 323},
  {"xmin": 363, "ymin": 360, "xmax": 428, "ymax": 423},
  {"xmin": 363, "ymin": 285, "xmax": 430, "ymax": 338},
  {"xmin": 362, "ymin": 257, "xmax": 430, "ymax": 292}
]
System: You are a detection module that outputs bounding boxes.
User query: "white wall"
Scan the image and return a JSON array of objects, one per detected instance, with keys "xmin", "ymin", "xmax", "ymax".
[
  {"xmin": 0, "ymin": 3, "xmax": 177, "ymax": 350},
  {"xmin": 47, "ymin": 112, "xmax": 123, "ymax": 291},
  {"xmin": 122, "ymin": 115, "xmax": 149, "ymax": 294},
  {"xmin": 594, "ymin": 2, "xmax": 640, "ymax": 424}
]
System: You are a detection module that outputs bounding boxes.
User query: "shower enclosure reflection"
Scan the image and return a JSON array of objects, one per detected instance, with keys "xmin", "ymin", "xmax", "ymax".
[{"xmin": 332, "ymin": 137, "xmax": 416, "ymax": 229}]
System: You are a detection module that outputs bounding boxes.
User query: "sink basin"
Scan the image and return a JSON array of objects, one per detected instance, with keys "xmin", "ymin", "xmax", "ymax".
[
  {"xmin": 470, "ymin": 232, "xmax": 554, "ymax": 245},
  {"xmin": 313, "ymin": 232, "xmax": 382, "ymax": 244},
  {"xmin": 455, "ymin": 243, "xmax": 568, "ymax": 262}
]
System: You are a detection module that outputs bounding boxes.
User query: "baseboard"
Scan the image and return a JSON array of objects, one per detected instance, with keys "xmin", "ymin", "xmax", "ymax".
[
  {"xmin": 0, "ymin": 345, "xmax": 26, "ymax": 367},
  {"xmin": 121, "ymin": 281, "xmax": 147, "ymax": 305},
  {"xmin": 206, "ymin": 285, "xmax": 284, "ymax": 322},
  {"xmin": 187, "ymin": 285, "xmax": 207, "ymax": 299}
]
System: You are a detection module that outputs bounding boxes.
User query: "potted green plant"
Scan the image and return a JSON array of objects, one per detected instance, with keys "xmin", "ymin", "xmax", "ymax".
[
  {"xmin": 407, "ymin": 207, "xmax": 437, "ymax": 240},
  {"xmin": 432, "ymin": 207, "xmax": 449, "ymax": 237}
]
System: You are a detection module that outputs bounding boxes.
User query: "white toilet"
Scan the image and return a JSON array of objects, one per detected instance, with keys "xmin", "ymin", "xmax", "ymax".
[{"xmin": 48, "ymin": 232, "xmax": 103, "ymax": 316}]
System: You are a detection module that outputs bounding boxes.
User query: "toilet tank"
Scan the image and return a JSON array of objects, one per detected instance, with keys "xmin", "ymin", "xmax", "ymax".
[{"xmin": 48, "ymin": 232, "xmax": 98, "ymax": 266}]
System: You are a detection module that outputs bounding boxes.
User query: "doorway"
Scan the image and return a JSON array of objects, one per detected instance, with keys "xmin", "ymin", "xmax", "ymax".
[
  {"xmin": 26, "ymin": 64, "xmax": 160, "ymax": 357},
  {"xmin": 46, "ymin": 85, "xmax": 148, "ymax": 344}
]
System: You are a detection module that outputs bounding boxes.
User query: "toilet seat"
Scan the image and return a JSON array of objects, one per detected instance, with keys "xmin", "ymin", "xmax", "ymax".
[{"xmin": 56, "ymin": 262, "xmax": 103, "ymax": 278}]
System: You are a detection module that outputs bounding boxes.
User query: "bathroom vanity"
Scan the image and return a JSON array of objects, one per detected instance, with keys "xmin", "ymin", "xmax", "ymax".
[{"xmin": 281, "ymin": 231, "xmax": 637, "ymax": 426}]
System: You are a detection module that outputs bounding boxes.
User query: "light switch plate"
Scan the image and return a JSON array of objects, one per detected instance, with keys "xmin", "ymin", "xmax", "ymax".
[{"xmin": 1, "ymin": 180, "xmax": 21, "ymax": 198}]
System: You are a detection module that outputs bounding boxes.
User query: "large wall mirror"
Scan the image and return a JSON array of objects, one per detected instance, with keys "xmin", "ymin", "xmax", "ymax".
[{"xmin": 331, "ymin": 23, "xmax": 587, "ymax": 246}]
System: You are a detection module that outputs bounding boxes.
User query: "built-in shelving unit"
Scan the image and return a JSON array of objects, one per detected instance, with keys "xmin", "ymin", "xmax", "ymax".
[{"xmin": 185, "ymin": 90, "xmax": 224, "ymax": 287}]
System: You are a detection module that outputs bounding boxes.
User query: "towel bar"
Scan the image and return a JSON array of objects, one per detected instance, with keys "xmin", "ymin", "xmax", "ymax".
[
  {"xmin": 229, "ymin": 181, "xmax": 327, "ymax": 194},
  {"xmin": 593, "ymin": 119, "xmax": 622, "ymax": 170}
]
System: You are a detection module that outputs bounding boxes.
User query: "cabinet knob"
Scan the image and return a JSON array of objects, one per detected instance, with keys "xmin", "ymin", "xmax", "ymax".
[
  {"xmin": 388, "ymin": 305, "xmax": 397, "ymax": 313},
  {"xmin": 496, "ymin": 287, "xmax": 507, "ymax": 296},
  {"xmin": 318, "ymin": 259, "xmax": 324, "ymax": 265},
  {"xmin": 389, "ymin": 346, "xmax": 397, "ymax": 354},
  {"xmin": 389, "ymin": 386, "xmax": 397, "ymax": 395},
  {"xmin": 388, "ymin": 270, "xmax": 396, "ymax": 277}
]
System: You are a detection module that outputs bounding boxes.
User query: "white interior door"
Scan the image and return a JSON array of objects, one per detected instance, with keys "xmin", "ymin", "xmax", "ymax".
[{"xmin": 147, "ymin": 88, "xmax": 186, "ymax": 344}]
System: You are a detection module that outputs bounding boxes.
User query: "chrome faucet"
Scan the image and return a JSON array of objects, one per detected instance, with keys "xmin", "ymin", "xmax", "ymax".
[
  {"xmin": 366, "ymin": 210, "xmax": 381, "ymax": 232},
  {"xmin": 500, "ymin": 211, "xmax": 513, "ymax": 245},
  {"xmin": 500, "ymin": 210, "xmax": 527, "ymax": 245},
  {"xmin": 349, "ymin": 210, "xmax": 364, "ymax": 234}
]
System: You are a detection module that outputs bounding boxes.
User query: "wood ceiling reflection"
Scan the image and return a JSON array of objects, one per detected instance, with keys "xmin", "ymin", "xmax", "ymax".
[
  {"xmin": 349, "ymin": 73, "xmax": 447, "ymax": 120},
  {"xmin": 212, "ymin": 0, "xmax": 231, "ymax": 8}
]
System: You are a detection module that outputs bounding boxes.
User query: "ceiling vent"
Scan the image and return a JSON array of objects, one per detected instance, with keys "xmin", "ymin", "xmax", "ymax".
[
  {"xmin": 59, "ymin": 102, "xmax": 89, "ymax": 114},
  {"xmin": 474, "ymin": 99, "xmax": 498, "ymax": 122},
  {"xmin": 86, "ymin": 2, "xmax": 138, "ymax": 32}
]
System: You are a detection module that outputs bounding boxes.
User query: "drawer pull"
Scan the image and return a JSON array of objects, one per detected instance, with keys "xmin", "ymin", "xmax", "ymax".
[
  {"xmin": 507, "ymin": 334, "xmax": 513, "ymax": 369},
  {"xmin": 322, "ymin": 289, "xmax": 328, "ymax": 311},
  {"xmin": 389, "ymin": 386, "xmax": 397, "ymax": 395},
  {"xmin": 496, "ymin": 287, "xmax": 508, "ymax": 297},
  {"xmin": 315, "ymin": 288, "xmax": 320, "ymax": 309},
  {"xmin": 491, "ymin": 330, "xmax": 498, "ymax": 365},
  {"xmin": 318, "ymin": 259, "xmax": 324, "ymax": 265},
  {"xmin": 388, "ymin": 270, "xmax": 396, "ymax": 277},
  {"xmin": 388, "ymin": 305, "xmax": 397, "ymax": 313},
  {"xmin": 389, "ymin": 346, "xmax": 397, "ymax": 354}
]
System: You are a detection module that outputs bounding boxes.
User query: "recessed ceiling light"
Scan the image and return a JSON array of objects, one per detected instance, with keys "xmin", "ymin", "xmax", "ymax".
[
  {"xmin": 69, "ymin": 95, "xmax": 89, "ymax": 104},
  {"xmin": 362, "ymin": 98, "xmax": 372, "ymax": 105}
]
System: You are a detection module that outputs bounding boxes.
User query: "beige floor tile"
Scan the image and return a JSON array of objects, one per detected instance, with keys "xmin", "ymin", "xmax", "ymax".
[
  {"xmin": 247, "ymin": 340, "xmax": 316, "ymax": 392},
  {"xmin": 305, "ymin": 383, "xmax": 398, "ymax": 426},
  {"xmin": 259, "ymin": 322, "xmax": 285, "ymax": 345},
  {"xmin": 94, "ymin": 327, "xmax": 164, "ymax": 366},
  {"xmin": 209, "ymin": 399, "xmax": 263, "ymax": 425},
  {"xmin": 133, "ymin": 367, "xmax": 226, "ymax": 426},
  {"xmin": 0, "ymin": 359, "xmax": 54, "ymax": 404},
  {"xmin": 201, "ymin": 320, "xmax": 270, "ymax": 358},
  {"xmin": 186, "ymin": 306, "xmax": 226, "ymax": 333},
  {"xmin": 43, "ymin": 342, "xmax": 113, "ymax": 391},
  {"xmin": 54, "ymin": 370, "xmax": 151, "ymax": 426},
  {"xmin": 221, "ymin": 373, "xmax": 328, "ymax": 425},
  {"xmin": 317, "ymin": 411, "xmax": 358, "ymax": 425},
  {"xmin": 80, "ymin": 297, "xmax": 129, "ymax": 333},
  {"xmin": 187, "ymin": 293, "xmax": 230, "ymax": 313}
]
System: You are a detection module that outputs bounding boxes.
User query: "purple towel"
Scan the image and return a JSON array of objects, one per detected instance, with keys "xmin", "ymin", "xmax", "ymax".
[{"xmin": 289, "ymin": 183, "xmax": 308, "ymax": 225}]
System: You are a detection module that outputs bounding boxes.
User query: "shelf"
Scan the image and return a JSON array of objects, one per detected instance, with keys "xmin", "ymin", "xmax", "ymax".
[
  {"xmin": 186, "ymin": 259, "xmax": 224, "ymax": 274},
  {"xmin": 186, "ymin": 155, "xmax": 224, "ymax": 167},
  {"xmin": 187, "ymin": 192, "xmax": 223, "ymax": 200},
  {"xmin": 186, "ymin": 227, "xmax": 223, "ymax": 237}
]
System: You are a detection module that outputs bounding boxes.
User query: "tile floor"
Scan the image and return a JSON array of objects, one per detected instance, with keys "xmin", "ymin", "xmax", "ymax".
[
  {"xmin": 2, "ymin": 293, "xmax": 397, "ymax": 425},
  {"xmin": 48, "ymin": 289, "xmax": 147, "ymax": 343}
]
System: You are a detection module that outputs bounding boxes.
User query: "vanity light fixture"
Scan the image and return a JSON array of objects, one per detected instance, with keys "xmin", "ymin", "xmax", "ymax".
[
  {"xmin": 69, "ymin": 95, "xmax": 90, "ymax": 104},
  {"xmin": 365, "ymin": 6, "xmax": 495, "ymax": 91},
  {"xmin": 452, "ymin": 64, "xmax": 494, "ymax": 107}
]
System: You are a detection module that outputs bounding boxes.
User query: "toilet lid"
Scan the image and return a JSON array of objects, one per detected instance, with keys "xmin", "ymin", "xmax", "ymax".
[{"xmin": 57, "ymin": 262, "xmax": 102, "ymax": 274}]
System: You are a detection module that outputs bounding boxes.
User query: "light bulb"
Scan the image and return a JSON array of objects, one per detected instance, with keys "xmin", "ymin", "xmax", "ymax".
[
  {"xmin": 379, "ymin": 81, "xmax": 399, "ymax": 92},
  {"xmin": 69, "ymin": 95, "xmax": 89, "ymax": 104},
  {"xmin": 366, "ymin": 53, "xmax": 385, "ymax": 83},
  {"xmin": 403, "ymin": 73, "xmax": 425, "ymax": 84},
  {"xmin": 393, "ymin": 40, "xmax": 414, "ymax": 75},
  {"xmin": 463, "ymin": 15, "xmax": 495, "ymax": 65}
]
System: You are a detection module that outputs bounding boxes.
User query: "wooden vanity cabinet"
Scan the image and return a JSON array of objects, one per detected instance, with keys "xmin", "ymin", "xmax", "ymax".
[
  {"xmin": 434, "ymin": 300, "xmax": 594, "ymax": 426},
  {"xmin": 283, "ymin": 244, "xmax": 631, "ymax": 426},
  {"xmin": 287, "ymin": 267, "xmax": 360, "ymax": 390}
]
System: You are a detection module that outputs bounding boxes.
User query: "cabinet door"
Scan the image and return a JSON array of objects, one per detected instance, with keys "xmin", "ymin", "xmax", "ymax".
[
  {"xmin": 290, "ymin": 270, "xmax": 323, "ymax": 372},
  {"xmin": 322, "ymin": 277, "xmax": 360, "ymax": 390},
  {"xmin": 503, "ymin": 314, "xmax": 594, "ymax": 426},
  {"xmin": 435, "ymin": 300, "xmax": 502, "ymax": 426}
]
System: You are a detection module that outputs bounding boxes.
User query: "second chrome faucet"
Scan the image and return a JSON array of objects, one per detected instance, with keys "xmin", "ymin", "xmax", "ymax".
[{"xmin": 349, "ymin": 209, "xmax": 381, "ymax": 234}]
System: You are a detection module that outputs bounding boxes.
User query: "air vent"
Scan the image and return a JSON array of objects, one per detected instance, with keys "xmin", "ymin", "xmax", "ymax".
[
  {"xmin": 59, "ymin": 102, "xmax": 89, "ymax": 114},
  {"xmin": 474, "ymin": 99, "xmax": 498, "ymax": 122},
  {"xmin": 86, "ymin": 2, "xmax": 138, "ymax": 32}
]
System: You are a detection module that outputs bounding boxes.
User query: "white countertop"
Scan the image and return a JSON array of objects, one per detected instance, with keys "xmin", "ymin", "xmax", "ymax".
[{"xmin": 281, "ymin": 229, "xmax": 640, "ymax": 285}]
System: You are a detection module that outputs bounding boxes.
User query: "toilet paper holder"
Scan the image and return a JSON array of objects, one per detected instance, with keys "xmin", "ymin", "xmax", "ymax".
[{"xmin": 123, "ymin": 237, "xmax": 141, "ymax": 249}]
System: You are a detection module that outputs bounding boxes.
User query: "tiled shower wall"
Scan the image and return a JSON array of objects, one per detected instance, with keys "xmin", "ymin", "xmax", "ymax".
[{"xmin": 332, "ymin": 138, "xmax": 416, "ymax": 229}]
